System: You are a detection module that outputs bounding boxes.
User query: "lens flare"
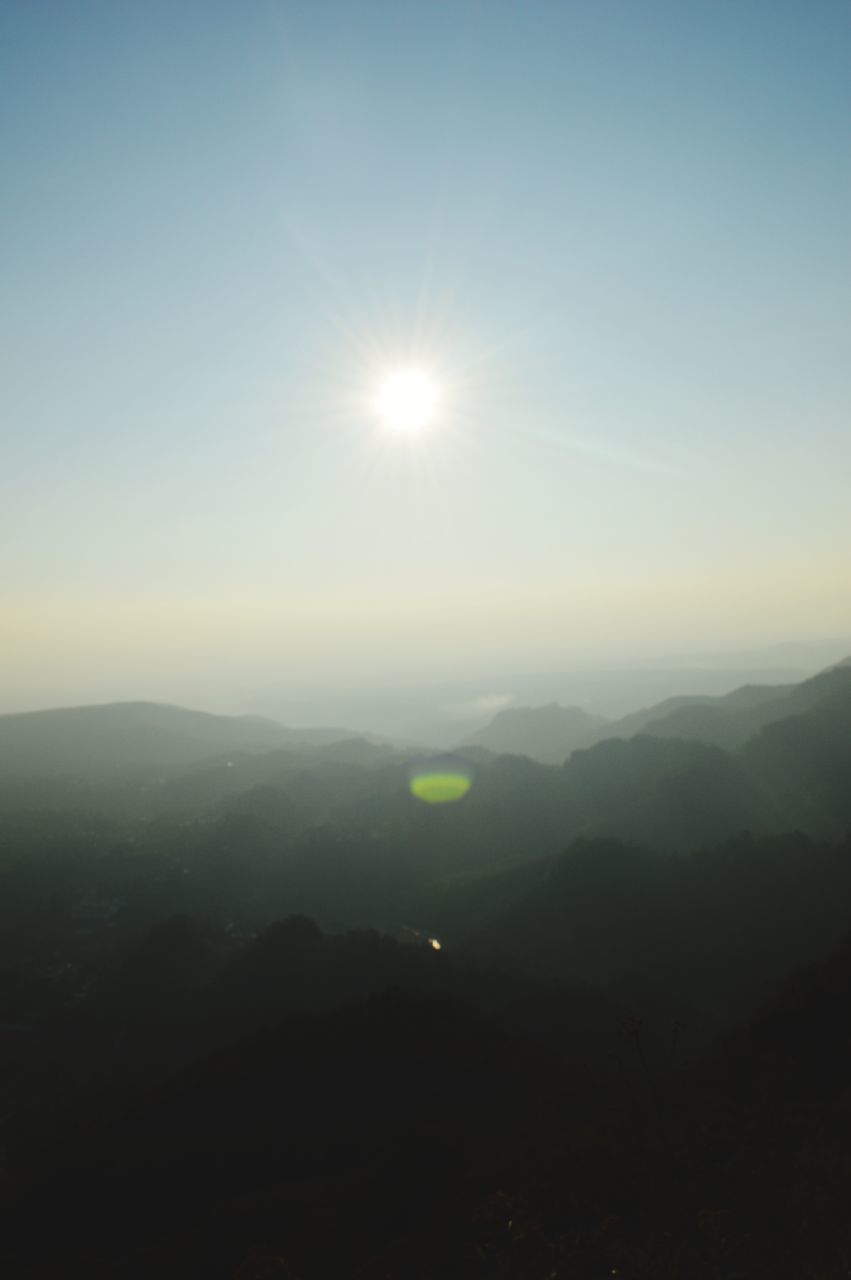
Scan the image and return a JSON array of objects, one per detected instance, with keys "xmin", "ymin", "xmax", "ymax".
[{"xmin": 409, "ymin": 754, "xmax": 473, "ymax": 805}]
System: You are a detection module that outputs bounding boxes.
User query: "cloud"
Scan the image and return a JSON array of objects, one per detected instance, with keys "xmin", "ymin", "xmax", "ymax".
[{"xmin": 446, "ymin": 692, "xmax": 516, "ymax": 721}]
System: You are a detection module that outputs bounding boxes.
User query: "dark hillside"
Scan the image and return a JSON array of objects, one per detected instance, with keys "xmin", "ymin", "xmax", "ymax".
[
  {"xmin": 456, "ymin": 832, "xmax": 851, "ymax": 1039},
  {"xmin": 741, "ymin": 681, "xmax": 851, "ymax": 835}
]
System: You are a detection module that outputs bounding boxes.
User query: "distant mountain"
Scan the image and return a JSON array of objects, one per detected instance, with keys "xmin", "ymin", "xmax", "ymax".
[
  {"xmin": 592, "ymin": 660, "xmax": 851, "ymax": 751},
  {"xmin": 461, "ymin": 664, "xmax": 851, "ymax": 764},
  {"xmin": 462, "ymin": 702, "xmax": 606, "ymax": 763},
  {"xmin": 0, "ymin": 701, "xmax": 353, "ymax": 778}
]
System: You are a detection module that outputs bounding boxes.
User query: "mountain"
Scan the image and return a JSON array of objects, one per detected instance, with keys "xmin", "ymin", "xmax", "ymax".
[
  {"xmin": 462, "ymin": 831, "xmax": 851, "ymax": 1039},
  {"xmin": 560, "ymin": 731, "xmax": 782, "ymax": 849},
  {"xmin": 0, "ymin": 701, "xmax": 352, "ymax": 778},
  {"xmin": 6, "ymin": 669, "xmax": 851, "ymax": 1279},
  {"xmin": 462, "ymin": 702, "xmax": 606, "ymax": 763},
  {"xmin": 741, "ymin": 669, "xmax": 851, "ymax": 835},
  {"xmin": 592, "ymin": 659, "xmax": 851, "ymax": 750},
  {"xmin": 461, "ymin": 663, "xmax": 851, "ymax": 765}
]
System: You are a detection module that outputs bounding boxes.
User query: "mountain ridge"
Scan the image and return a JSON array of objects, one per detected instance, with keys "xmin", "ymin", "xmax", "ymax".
[
  {"xmin": 0, "ymin": 700, "xmax": 357, "ymax": 778},
  {"xmin": 462, "ymin": 659, "xmax": 851, "ymax": 762}
]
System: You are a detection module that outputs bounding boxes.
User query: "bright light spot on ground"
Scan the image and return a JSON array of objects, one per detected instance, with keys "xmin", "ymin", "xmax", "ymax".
[
  {"xmin": 375, "ymin": 367, "xmax": 441, "ymax": 432},
  {"xmin": 429, "ymin": 938, "xmax": 442, "ymax": 951}
]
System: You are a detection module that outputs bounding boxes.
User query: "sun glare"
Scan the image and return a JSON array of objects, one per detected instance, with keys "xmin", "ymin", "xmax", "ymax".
[{"xmin": 375, "ymin": 367, "xmax": 441, "ymax": 432}]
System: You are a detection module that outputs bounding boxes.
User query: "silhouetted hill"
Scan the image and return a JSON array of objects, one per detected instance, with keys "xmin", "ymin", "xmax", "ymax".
[
  {"xmin": 467, "ymin": 832, "xmax": 851, "ymax": 1037},
  {"xmin": 741, "ymin": 672, "xmax": 851, "ymax": 835},
  {"xmin": 593, "ymin": 659, "xmax": 851, "ymax": 750},
  {"xmin": 463, "ymin": 702, "xmax": 606, "ymax": 763},
  {"xmin": 0, "ymin": 701, "xmax": 352, "ymax": 778},
  {"xmin": 558, "ymin": 733, "xmax": 780, "ymax": 849}
]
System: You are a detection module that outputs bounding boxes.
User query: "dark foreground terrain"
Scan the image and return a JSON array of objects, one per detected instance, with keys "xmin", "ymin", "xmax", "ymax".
[
  {"xmin": 5, "ymin": 917, "xmax": 851, "ymax": 1279},
  {"xmin": 2, "ymin": 667, "xmax": 851, "ymax": 1276}
]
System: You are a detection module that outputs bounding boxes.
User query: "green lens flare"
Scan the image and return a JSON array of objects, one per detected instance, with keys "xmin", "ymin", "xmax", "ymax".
[{"xmin": 410, "ymin": 771, "xmax": 472, "ymax": 805}]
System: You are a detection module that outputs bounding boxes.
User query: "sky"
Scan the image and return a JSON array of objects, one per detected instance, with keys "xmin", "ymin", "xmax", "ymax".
[{"xmin": 2, "ymin": 0, "xmax": 850, "ymax": 719}]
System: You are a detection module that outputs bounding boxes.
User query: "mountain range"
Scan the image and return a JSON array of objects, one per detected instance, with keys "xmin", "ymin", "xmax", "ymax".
[
  {"xmin": 4, "ymin": 658, "xmax": 851, "ymax": 1277},
  {"xmin": 466, "ymin": 657, "xmax": 851, "ymax": 762}
]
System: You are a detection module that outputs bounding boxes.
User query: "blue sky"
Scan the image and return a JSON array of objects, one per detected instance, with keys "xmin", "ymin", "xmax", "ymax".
[{"xmin": 2, "ymin": 1, "xmax": 850, "ymax": 714}]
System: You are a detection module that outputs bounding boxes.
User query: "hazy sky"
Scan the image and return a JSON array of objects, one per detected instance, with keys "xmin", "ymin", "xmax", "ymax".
[{"xmin": 3, "ymin": 1, "xmax": 850, "ymax": 715}]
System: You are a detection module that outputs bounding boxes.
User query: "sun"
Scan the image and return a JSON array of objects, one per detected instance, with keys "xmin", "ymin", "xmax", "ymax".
[{"xmin": 374, "ymin": 367, "xmax": 441, "ymax": 432}]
